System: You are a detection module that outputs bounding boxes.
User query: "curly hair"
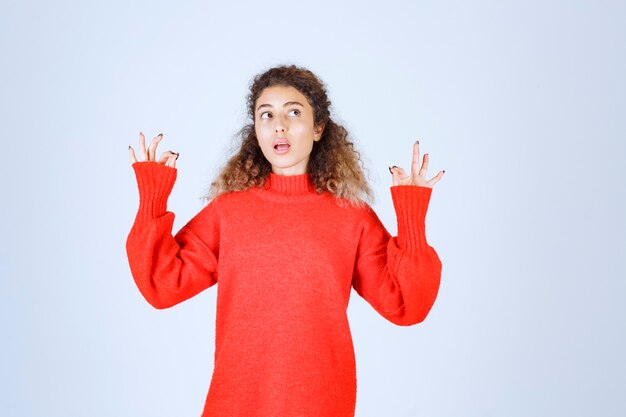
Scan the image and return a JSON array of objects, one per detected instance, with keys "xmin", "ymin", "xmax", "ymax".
[{"xmin": 202, "ymin": 64, "xmax": 374, "ymax": 207}]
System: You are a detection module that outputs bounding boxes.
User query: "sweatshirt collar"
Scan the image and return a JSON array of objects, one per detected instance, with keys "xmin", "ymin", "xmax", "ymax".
[{"xmin": 263, "ymin": 172, "xmax": 317, "ymax": 196}]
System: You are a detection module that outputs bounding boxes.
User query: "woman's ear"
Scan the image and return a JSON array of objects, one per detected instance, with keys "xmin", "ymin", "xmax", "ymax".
[{"xmin": 314, "ymin": 122, "xmax": 325, "ymax": 141}]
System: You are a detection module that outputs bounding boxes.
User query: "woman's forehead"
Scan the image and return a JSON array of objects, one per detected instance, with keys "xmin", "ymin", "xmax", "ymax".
[{"xmin": 256, "ymin": 85, "xmax": 310, "ymax": 108}]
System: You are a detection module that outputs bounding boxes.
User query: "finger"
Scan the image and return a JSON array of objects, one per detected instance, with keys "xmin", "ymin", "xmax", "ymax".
[
  {"xmin": 389, "ymin": 165, "xmax": 402, "ymax": 185},
  {"xmin": 158, "ymin": 150, "xmax": 176, "ymax": 164},
  {"xmin": 392, "ymin": 169, "xmax": 400, "ymax": 186},
  {"xmin": 427, "ymin": 170, "xmax": 445, "ymax": 187},
  {"xmin": 419, "ymin": 153, "xmax": 429, "ymax": 177},
  {"xmin": 411, "ymin": 141, "xmax": 420, "ymax": 178},
  {"xmin": 165, "ymin": 154, "xmax": 177, "ymax": 168},
  {"xmin": 148, "ymin": 133, "xmax": 163, "ymax": 162},
  {"xmin": 389, "ymin": 165, "xmax": 396, "ymax": 185},
  {"xmin": 139, "ymin": 132, "xmax": 148, "ymax": 162},
  {"xmin": 129, "ymin": 145, "xmax": 138, "ymax": 164},
  {"xmin": 391, "ymin": 166, "xmax": 410, "ymax": 185}
]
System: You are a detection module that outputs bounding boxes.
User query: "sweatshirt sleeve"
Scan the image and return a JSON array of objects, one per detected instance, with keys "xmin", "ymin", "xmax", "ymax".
[
  {"xmin": 125, "ymin": 161, "xmax": 220, "ymax": 309},
  {"xmin": 351, "ymin": 185, "xmax": 442, "ymax": 326}
]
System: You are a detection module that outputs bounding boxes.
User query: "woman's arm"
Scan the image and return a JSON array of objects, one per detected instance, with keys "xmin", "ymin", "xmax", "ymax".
[
  {"xmin": 126, "ymin": 133, "xmax": 219, "ymax": 309},
  {"xmin": 352, "ymin": 141, "xmax": 444, "ymax": 326},
  {"xmin": 352, "ymin": 185, "xmax": 441, "ymax": 326}
]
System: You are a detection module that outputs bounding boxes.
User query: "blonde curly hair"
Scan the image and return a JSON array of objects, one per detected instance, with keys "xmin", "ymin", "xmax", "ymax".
[{"xmin": 203, "ymin": 64, "xmax": 374, "ymax": 207}]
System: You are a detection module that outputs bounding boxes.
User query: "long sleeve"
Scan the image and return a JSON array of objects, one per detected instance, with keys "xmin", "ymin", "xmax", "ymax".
[
  {"xmin": 125, "ymin": 162, "xmax": 220, "ymax": 309},
  {"xmin": 351, "ymin": 185, "xmax": 442, "ymax": 326}
]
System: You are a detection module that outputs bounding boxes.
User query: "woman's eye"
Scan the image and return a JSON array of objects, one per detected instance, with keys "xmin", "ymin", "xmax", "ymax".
[
  {"xmin": 260, "ymin": 112, "xmax": 271, "ymax": 119},
  {"xmin": 289, "ymin": 109, "xmax": 300, "ymax": 116}
]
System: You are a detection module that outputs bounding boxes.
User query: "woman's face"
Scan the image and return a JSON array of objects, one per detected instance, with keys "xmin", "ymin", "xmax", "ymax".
[{"xmin": 254, "ymin": 85, "xmax": 324, "ymax": 176}]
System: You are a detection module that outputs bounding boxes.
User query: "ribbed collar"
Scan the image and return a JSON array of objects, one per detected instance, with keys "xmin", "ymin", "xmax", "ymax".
[{"xmin": 263, "ymin": 172, "xmax": 317, "ymax": 196}]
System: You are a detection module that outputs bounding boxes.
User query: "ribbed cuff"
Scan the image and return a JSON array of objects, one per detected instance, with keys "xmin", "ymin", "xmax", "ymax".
[
  {"xmin": 390, "ymin": 185, "xmax": 433, "ymax": 252},
  {"xmin": 132, "ymin": 161, "xmax": 177, "ymax": 221}
]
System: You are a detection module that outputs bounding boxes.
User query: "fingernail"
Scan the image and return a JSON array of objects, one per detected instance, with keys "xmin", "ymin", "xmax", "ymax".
[
  {"xmin": 415, "ymin": 140, "xmax": 419, "ymax": 145},
  {"xmin": 175, "ymin": 153, "xmax": 180, "ymax": 160},
  {"xmin": 158, "ymin": 133, "xmax": 163, "ymax": 137},
  {"xmin": 388, "ymin": 166, "xmax": 393, "ymax": 174},
  {"xmin": 128, "ymin": 145, "xmax": 131, "ymax": 150},
  {"xmin": 443, "ymin": 170, "xmax": 446, "ymax": 173}
]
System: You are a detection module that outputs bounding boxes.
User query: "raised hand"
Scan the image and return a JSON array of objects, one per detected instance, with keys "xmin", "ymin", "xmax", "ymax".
[
  {"xmin": 129, "ymin": 132, "xmax": 179, "ymax": 168},
  {"xmin": 389, "ymin": 141, "xmax": 444, "ymax": 188}
]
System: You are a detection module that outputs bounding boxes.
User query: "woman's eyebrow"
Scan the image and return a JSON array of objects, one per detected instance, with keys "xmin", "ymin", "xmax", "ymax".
[{"xmin": 256, "ymin": 101, "xmax": 304, "ymax": 111}]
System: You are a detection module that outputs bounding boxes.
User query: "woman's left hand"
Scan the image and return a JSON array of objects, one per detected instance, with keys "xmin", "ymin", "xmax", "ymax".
[{"xmin": 389, "ymin": 141, "xmax": 445, "ymax": 188}]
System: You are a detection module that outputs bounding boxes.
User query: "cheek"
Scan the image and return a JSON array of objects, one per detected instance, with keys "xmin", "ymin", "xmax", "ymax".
[
  {"xmin": 256, "ymin": 125, "xmax": 275, "ymax": 152},
  {"xmin": 292, "ymin": 121, "xmax": 314, "ymax": 136},
  {"xmin": 255, "ymin": 123, "xmax": 270, "ymax": 140}
]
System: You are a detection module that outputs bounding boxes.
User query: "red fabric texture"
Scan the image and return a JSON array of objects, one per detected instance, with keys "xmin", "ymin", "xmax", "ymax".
[{"xmin": 126, "ymin": 161, "xmax": 442, "ymax": 417}]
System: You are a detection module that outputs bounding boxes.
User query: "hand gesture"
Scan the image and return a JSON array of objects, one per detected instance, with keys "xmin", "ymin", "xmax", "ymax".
[
  {"xmin": 389, "ymin": 141, "xmax": 444, "ymax": 188},
  {"xmin": 129, "ymin": 132, "xmax": 179, "ymax": 168}
]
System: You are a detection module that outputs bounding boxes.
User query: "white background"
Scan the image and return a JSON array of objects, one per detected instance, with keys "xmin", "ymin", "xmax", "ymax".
[{"xmin": 1, "ymin": 0, "xmax": 625, "ymax": 416}]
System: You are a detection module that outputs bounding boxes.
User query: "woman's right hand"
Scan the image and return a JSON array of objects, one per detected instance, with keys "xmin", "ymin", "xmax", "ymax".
[{"xmin": 129, "ymin": 132, "xmax": 179, "ymax": 168}]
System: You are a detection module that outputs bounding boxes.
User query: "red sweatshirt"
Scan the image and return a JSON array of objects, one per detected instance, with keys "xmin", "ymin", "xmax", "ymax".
[{"xmin": 126, "ymin": 161, "xmax": 442, "ymax": 417}]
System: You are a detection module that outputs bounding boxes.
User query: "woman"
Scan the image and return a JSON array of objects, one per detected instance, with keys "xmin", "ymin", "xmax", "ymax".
[{"xmin": 127, "ymin": 64, "xmax": 444, "ymax": 417}]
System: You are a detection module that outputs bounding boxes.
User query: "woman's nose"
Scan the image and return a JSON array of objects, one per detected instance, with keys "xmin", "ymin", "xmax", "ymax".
[{"xmin": 274, "ymin": 116, "xmax": 288, "ymax": 133}]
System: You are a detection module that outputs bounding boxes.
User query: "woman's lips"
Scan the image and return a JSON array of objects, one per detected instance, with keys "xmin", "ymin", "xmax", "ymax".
[
  {"xmin": 273, "ymin": 137, "xmax": 291, "ymax": 154},
  {"xmin": 273, "ymin": 144, "xmax": 290, "ymax": 154}
]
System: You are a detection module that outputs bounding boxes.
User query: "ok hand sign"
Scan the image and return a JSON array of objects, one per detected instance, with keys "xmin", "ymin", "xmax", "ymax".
[
  {"xmin": 129, "ymin": 132, "xmax": 179, "ymax": 168},
  {"xmin": 389, "ymin": 141, "xmax": 444, "ymax": 188}
]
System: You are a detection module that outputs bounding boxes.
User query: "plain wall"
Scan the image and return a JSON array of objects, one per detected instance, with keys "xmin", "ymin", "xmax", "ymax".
[{"xmin": 1, "ymin": 0, "xmax": 624, "ymax": 416}]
